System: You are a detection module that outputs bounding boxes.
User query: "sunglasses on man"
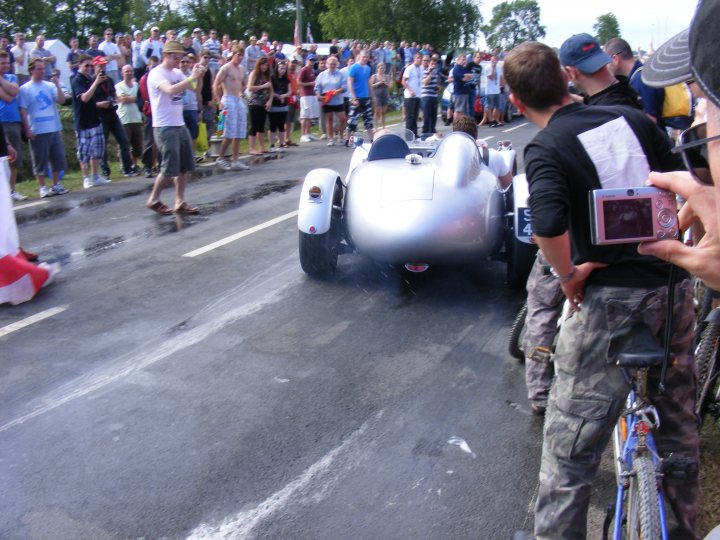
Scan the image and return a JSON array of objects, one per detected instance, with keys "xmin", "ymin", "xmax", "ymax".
[{"xmin": 673, "ymin": 122, "xmax": 719, "ymax": 186}]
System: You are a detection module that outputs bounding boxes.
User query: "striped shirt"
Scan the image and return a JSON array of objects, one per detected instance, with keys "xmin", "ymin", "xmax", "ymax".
[{"xmin": 421, "ymin": 67, "xmax": 439, "ymax": 98}]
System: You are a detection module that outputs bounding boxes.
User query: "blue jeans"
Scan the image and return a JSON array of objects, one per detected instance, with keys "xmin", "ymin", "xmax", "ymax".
[{"xmin": 421, "ymin": 96, "xmax": 437, "ymax": 135}]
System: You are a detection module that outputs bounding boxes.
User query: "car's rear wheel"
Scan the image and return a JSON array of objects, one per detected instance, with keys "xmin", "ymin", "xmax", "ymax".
[{"xmin": 299, "ymin": 183, "xmax": 342, "ymax": 278}]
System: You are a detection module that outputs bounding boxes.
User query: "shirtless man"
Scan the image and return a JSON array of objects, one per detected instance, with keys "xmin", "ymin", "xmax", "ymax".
[{"xmin": 213, "ymin": 45, "xmax": 249, "ymax": 170}]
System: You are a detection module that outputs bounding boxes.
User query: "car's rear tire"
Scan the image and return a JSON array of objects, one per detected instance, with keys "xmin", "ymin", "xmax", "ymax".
[
  {"xmin": 299, "ymin": 182, "xmax": 342, "ymax": 278},
  {"xmin": 506, "ymin": 228, "xmax": 537, "ymax": 288}
]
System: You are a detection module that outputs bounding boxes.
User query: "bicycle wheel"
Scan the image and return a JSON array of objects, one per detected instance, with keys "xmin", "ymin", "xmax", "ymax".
[
  {"xmin": 695, "ymin": 315, "xmax": 720, "ymax": 422},
  {"xmin": 508, "ymin": 302, "xmax": 527, "ymax": 360},
  {"xmin": 626, "ymin": 455, "xmax": 661, "ymax": 540}
]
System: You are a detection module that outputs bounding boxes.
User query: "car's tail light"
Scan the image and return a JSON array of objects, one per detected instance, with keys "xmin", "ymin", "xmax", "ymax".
[
  {"xmin": 309, "ymin": 186, "xmax": 322, "ymax": 199},
  {"xmin": 405, "ymin": 263, "xmax": 430, "ymax": 273}
]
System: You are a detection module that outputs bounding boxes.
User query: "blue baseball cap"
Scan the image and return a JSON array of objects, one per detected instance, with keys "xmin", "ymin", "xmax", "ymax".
[
  {"xmin": 306, "ymin": 53, "xmax": 317, "ymax": 61},
  {"xmin": 559, "ymin": 33, "xmax": 612, "ymax": 74}
]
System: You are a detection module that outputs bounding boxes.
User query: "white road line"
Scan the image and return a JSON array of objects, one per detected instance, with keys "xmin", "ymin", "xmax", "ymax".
[
  {"xmin": 13, "ymin": 200, "xmax": 49, "ymax": 211},
  {"xmin": 0, "ymin": 305, "xmax": 68, "ymax": 339},
  {"xmin": 0, "ymin": 266, "xmax": 299, "ymax": 434},
  {"xmin": 183, "ymin": 211, "xmax": 298, "ymax": 258},
  {"xmin": 187, "ymin": 412, "xmax": 381, "ymax": 540},
  {"xmin": 479, "ymin": 136, "xmax": 495, "ymax": 141},
  {"xmin": 502, "ymin": 122, "xmax": 529, "ymax": 133}
]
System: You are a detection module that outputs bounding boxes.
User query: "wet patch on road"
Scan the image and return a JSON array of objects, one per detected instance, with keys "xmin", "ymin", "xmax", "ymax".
[{"xmin": 199, "ymin": 178, "xmax": 300, "ymax": 216}]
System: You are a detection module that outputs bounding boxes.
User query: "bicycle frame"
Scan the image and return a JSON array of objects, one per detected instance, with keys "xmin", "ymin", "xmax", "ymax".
[{"xmin": 611, "ymin": 378, "xmax": 669, "ymax": 540}]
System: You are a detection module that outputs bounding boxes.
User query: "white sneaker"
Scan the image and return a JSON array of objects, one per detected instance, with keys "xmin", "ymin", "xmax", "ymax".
[
  {"xmin": 51, "ymin": 183, "xmax": 69, "ymax": 195},
  {"xmin": 38, "ymin": 262, "xmax": 61, "ymax": 287},
  {"xmin": 300, "ymin": 135, "xmax": 312, "ymax": 143},
  {"xmin": 327, "ymin": 139, "xmax": 335, "ymax": 146},
  {"xmin": 83, "ymin": 176, "xmax": 94, "ymax": 189},
  {"xmin": 319, "ymin": 133, "xmax": 327, "ymax": 140},
  {"xmin": 10, "ymin": 191, "xmax": 28, "ymax": 201},
  {"xmin": 231, "ymin": 160, "xmax": 249, "ymax": 170},
  {"xmin": 93, "ymin": 175, "xmax": 111, "ymax": 185},
  {"xmin": 216, "ymin": 158, "xmax": 232, "ymax": 170},
  {"xmin": 39, "ymin": 186, "xmax": 53, "ymax": 198},
  {"xmin": 308, "ymin": 134, "xmax": 318, "ymax": 141}
]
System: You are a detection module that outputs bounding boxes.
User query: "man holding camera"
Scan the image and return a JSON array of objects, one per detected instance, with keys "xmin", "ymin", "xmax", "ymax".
[
  {"xmin": 504, "ymin": 42, "xmax": 698, "ymax": 538},
  {"xmin": 71, "ymin": 54, "xmax": 109, "ymax": 188},
  {"xmin": 92, "ymin": 56, "xmax": 138, "ymax": 177}
]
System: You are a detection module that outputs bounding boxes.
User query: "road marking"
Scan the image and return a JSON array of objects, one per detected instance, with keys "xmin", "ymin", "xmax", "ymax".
[
  {"xmin": 0, "ymin": 305, "xmax": 68, "ymax": 339},
  {"xmin": 502, "ymin": 122, "xmax": 529, "ymax": 133},
  {"xmin": 479, "ymin": 136, "xmax": 495, "ymax": 141},
  {"xmin": 13, "ymin": 200, "xmax": 49, "ymax": 211},
  {"xmin": 187, "ymin": 411, "xmax": 381, "ymax": 539},
  {"xmin": 183, "ymin": 210, "xmax": 298, "ymax": 258}
]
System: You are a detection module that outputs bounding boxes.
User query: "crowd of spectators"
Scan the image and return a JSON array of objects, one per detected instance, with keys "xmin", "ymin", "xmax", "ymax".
[{"xmin": 1, "ymin": 29, "xmax": 469, "ymax": 198}]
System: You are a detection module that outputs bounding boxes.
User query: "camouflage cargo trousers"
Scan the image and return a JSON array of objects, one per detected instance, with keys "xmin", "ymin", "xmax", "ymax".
[
  {"xmin": 534, "ymin": 280, "xmax": 699, "ymax": 540},
  {"xmin": 523, "ymin": 252, "xmax": 565, "ymax": 406}
]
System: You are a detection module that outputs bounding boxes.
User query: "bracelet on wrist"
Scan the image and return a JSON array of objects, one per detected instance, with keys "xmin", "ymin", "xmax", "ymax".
[{"xmin": 550, "ymin": 266, "xmax": 576, "ymax": 282}]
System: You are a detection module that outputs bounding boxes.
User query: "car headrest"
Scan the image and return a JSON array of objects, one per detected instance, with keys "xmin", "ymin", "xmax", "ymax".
[{"xmin": 367, "ymin": 134, "xmax": 411, "ymax": 161}]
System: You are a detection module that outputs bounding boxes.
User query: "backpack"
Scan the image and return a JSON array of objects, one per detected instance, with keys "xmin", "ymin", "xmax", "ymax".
[{"xmin": 631, "ymin": 66, "xmax": 693, "ymax": 127}]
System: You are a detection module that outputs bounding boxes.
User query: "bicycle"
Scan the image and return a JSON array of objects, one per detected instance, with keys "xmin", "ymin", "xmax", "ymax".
[
  {"xmin": 695, "ymin": 305, "xmax": 720, "ymax": 425},
  {"xmin": 604, "ymin": 324, "xmax": 669, "ymax": 540}
]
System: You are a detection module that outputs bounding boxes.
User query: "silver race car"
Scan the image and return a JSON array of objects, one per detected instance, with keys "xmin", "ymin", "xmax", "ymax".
[{"xmin": 297, "ymin": 129, "xmax": 536, "ymax": 286}]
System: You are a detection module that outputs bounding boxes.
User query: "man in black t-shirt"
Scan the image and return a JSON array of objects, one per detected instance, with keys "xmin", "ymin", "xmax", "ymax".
[
  {"xmin": 71, "ymin": 54, "xmax": 108, "ymax": 187},
  {"xmin": 521, "ymin": 34, "xmax": 648, "ymax": 416},
  {"xmin": 505, "ymin": 42, "xmax": 698, "ymax": 539}
]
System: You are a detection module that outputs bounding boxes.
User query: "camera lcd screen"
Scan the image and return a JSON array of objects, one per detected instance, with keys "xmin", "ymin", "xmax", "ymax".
[{"xmin": 603, "ymin": 198, "xmax": 653, "ymax": 240}]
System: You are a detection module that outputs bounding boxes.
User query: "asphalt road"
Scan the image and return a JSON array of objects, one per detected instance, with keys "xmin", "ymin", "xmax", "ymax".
[{"xmin": 1, "ymin": 119, "xmax": 613, "ymax": 539}]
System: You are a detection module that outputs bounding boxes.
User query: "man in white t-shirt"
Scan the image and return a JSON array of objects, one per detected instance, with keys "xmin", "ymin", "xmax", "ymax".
[
  {"xmin": 116, "ymin": 65, "xmax": 144, "ymax": 173},
  {"xmin": 10, "ymin": 33, "xmax": 30, "ymax": 85},
  {"xmin": 485, "ymin": 55, "xmax": 503, "ymax": 127},
  {"xmin": 145, "ymin": 40, "xmax": 206, "ymax": 216},
  {"xmin": 402, "ymin": 53, "xmax": 423, "ymax": 137},
  {"xmin": 99, "ymin": 28, "xmax": 124, "ymax": 83}
]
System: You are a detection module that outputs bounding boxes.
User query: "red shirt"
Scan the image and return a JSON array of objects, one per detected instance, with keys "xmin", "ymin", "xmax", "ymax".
[{"xmin": 299, "ymin": 65, "xmax": 315, "ymax": 97}]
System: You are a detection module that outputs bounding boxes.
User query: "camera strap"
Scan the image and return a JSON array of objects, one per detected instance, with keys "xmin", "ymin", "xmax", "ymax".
[{"xmin": 658, "ymin": 263, "xmax": 679, "ymax": 394}]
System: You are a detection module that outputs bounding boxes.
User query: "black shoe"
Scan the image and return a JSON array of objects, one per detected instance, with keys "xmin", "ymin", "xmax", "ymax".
[
  {"xmin": 142, "ymin": 167, "xmax": 154, "ymax": 178},
  {"xmin": 102, "ymin": 168, "xmax": 111, "ymax": 177}
]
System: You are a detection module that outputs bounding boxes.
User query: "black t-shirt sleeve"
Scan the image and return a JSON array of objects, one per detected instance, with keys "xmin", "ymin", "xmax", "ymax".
[{"xmin": 525, "ymin": 137, "xmax": 571, "ymax": 238}]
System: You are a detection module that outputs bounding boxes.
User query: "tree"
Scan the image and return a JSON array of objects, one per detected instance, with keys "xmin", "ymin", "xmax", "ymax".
[
  {"xmin": 319, "ymin": 0, "xmax": 481, "ymax": 50},
  {"xmin": 482, "ymin": 0, "xmax": 545, "ymax": 51},
  {"xmin": 593, "ymin": 12, "xmax": 621, "ymax": 45}
]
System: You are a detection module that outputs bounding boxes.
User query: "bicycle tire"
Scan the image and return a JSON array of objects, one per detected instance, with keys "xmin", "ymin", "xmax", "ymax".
[
  {"xmin": 694, "ymin": 282, "xmax": 714, "ymax": 347},
  {"xmin": 695, "ymin": 317, "xmax": 720, "ymax": 422},
  {"xmin": 626, "ymin": 455, "xmax": 662, "ymax": 540},
  {"xmin": 508, "ymin": 302, "xmax": 528, "ymax": 361}
]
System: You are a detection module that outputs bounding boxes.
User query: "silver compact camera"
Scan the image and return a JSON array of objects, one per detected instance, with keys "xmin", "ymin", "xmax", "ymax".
[{"xmin": 589, "ymin": 187, "xmax": 678, "ymax": 245}]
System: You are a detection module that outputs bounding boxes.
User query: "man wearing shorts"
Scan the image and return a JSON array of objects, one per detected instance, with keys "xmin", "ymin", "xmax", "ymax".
[
  {"xmin": 346, "ymin": 50, "xmax": 374, "ymax": 145},
  {"xmin": 145, "ymin": 40, "xmax": 206, "ymax": 215},
  {"xmin": 71, "ymin": 54, "xmax": 110, "ymax": 188},
  {"xmin": 314, "ymin": 55, "xmax": 346, "ymax": 146},
  {"xmin": 18, "ymin": 58, "xmax": 69, "ymax": 198},
  {"xmin": 298, "ymin": 54, "xmax": 319, "ymax": 142},
  {"xmin": 0, "ymin": 51, "xmax": 27, "ymax": 201},
  {"xmin": 485, "ymin": 55, "xmax": 503, "ymax": 126},
  {"xmin": 213, "ymin": 45, "xmax": 249, "ymax": 170}
]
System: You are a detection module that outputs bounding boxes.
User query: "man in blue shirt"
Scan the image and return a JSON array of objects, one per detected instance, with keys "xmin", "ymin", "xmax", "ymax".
[
  {"xmin": 451, "ymin": 53, "xmax": 473, "ymax": 122},
  {"xmin": 346, "ymin": 50, "xmax": 374, "ymax": 145},
  {"xmin": 0, "ymin": 51, "xmax": 26, "ymax": 201},
  {"xmin": 605, "ymin": 37, "xmax": 665, "ymax": 127},
  {"xmin": 19, "ymin": 58, "xmax": 69, "ymax": 198}
]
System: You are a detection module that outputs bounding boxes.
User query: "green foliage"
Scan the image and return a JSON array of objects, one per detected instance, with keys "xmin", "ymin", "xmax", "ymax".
[
  {"xmin": 482, "ymin": 0, "xmax": 546, "ymax": 51},
  {"xmin": 319, "ymin": 0, "xmax": 481, "ymax": 50},
  {"xmin": 593, "ymin": 12, "xmax": 621, "ymax": 46}
]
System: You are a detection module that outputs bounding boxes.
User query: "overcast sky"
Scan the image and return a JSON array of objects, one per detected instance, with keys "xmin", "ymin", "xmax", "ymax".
[{"xmin": 477, "ymin": 0, "xmax": 697, "ymax": 51}]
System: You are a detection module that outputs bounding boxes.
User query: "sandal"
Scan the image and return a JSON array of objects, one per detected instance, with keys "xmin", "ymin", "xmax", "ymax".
[
  {"xmin": 175, "ymin": 202, "xmax": 199, "ymax": 215},
  {"xmin": 249, "ymin": 151, "xmax": 264, "ymax": 156},
  {"xmin": 281, "ymin": 143, "xmax": 289, "ymax": 148},
  {"xmin": 147, "ymin": 200, "xmax": 173, "ymax": 215}
]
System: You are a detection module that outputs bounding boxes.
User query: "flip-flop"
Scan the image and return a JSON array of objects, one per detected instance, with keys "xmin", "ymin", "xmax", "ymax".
[
  {"xmin": 175, "ymin": 202, "xmax": 200, "ymax": 215},
  {"xmin": 147, "ymin": 201, "xmax": 173, "ymax": 215},
  {"xmin": 249, "ymin": 151, "xmax": 264, "ymax": 156}
]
